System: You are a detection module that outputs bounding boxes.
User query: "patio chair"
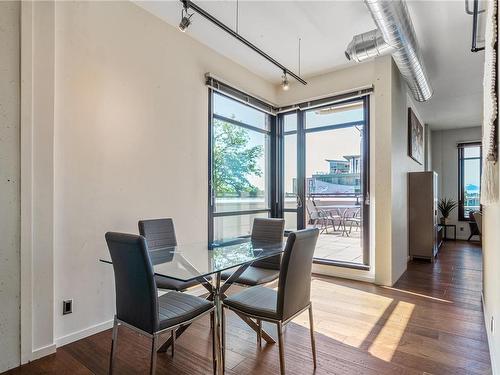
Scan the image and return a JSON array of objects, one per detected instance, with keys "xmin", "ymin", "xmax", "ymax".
[
  {"xmin": 344, "ymin": 207, "xmax": 361, "ymax": 236},
  {"xmin": 306, "ymin": 199, "xmax": 336, "ymax": 233}
]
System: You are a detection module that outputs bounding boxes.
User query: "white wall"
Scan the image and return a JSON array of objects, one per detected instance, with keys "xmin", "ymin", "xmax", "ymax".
[
  {"xmin": 431, "ymin": 126, "xmax": 482, "ymax": 240},
  {"xmin": 51, "ymin": 1, "xmax": 276, "ymax": 346},
  {"xmin": 0, "ymin": 1, "xmax": 21, "ymax": 372},
  {"xmin": 390, "ymin": 60, "xmax": 425, "ymax": 283}
]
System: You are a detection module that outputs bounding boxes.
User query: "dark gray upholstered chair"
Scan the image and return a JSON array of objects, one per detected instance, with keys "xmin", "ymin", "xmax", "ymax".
[
  {"xmin": 139, "ymin": 218, "xmax": 200, "ymax": 291},
  {"xmin": 105, "ymin": 232, "xmax": 215, "ymax": 375},
  {"xmin": 222, "ymin": 228, "xmax": 319, "ymax": 375},
  {"xmin": 220, "ymin": 218, "xmax": 285, "ymax": 286}
]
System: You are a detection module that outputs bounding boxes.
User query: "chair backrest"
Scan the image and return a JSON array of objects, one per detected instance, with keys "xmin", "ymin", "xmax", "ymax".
[
  {"xmin": 305, "ymin": 200, "xmax": 319, "ymax": 220},
  {"xmin": 473, "ymin": 211, "xmax": 483, "ymax": 234},
  {"xmin": 138, "ymin": 218, "xmax": 177, "ymax": 250},
  {"xmin": 105, "ymin": 232, "xmax": 159, "ymax": 334},
  {"xmin": 251, "ymin": 218, "xmax": 285, "ymax": 270},
  {"xmin": 277, "ymin": 228, "xmax": 319, "ymax": 321}
]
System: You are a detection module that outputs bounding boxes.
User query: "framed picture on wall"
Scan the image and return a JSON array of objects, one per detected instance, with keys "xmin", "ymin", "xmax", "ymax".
[{"xmin": 408, "ymin": 108, "xmax": 424, "ymax": 165}]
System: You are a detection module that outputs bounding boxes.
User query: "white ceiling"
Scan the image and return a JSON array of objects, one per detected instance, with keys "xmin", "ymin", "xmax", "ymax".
[{"xmin": 136, "ymin": 0, "xmax": 486, "ymax": 130}]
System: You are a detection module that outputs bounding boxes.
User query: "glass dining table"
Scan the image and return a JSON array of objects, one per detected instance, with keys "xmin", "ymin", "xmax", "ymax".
[{"xmin": 100, "ymin": 239, "xmax": 285, "ymax": 374}]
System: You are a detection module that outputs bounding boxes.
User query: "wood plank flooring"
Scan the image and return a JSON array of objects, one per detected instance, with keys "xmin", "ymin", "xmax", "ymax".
[{"xmin": 5, "ymin": 241, "xmax": 491, "ymax": 374}]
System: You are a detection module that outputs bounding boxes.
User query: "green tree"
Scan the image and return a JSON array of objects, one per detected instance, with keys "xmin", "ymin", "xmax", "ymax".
[{"xmin": 213, "ymin": 119, "xmax": 263, "ymax": 196}]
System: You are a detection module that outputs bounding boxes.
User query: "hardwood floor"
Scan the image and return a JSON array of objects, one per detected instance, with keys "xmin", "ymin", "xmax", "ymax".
[{"xmin": 5, "ymin": 241, "xmax": 491, "ymax": 374}]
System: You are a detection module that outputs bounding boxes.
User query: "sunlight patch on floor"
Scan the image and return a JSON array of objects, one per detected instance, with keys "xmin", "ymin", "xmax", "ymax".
[
  {"xmin": 368, "ymin": 300, "xmax": 415, "ymax": 362},
  {"xmin": 290, "ymin": 279, "xmax": 417, "ymax": 363},
  {"xmin": 294, "ymin": 279, "xmax": 396, "ymax": 346}
]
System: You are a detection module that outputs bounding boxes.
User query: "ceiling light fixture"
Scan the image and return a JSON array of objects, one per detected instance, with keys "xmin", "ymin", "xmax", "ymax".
[
  {"xmin": 281, "ymin": 71, "xmax": 290, "ymax": 91},
  {"xmin": 178, "ymin": 5, "xmax": 193, "ymax": 32},
  {"xmin": 178, "ymin": 0, "xmax": 307, "ymax": 86}
]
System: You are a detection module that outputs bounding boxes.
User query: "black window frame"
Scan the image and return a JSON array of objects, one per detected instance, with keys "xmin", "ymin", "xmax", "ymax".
[
  {"xmin": 208, "ymin": 89, "xmax": 277, "ymax": 245},
  {"xmin": 207, "ymin": 81, "xmax": 373, "ymax": 271},
  {"xmin": 458, "ymin": 142, "xmax": 482, "ymax": 222},
  {"xmin": 277, "ymin": 95, "xmax": 371, "ymax": 270}
]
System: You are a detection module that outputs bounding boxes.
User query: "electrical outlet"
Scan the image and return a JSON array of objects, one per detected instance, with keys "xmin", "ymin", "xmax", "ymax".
[
  {"xmin": 63, "ymin": 299, "xmax": 73, "ymax": 315},
  {"xmin": 460, "ymin": 226, "xmax": 464, "ymax": 232}
]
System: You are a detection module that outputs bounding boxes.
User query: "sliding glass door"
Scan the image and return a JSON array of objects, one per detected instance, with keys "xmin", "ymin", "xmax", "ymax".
[
  {"xmin": 279, "ymin": 97, "xmax": 370, "ymax": 268},
  {"xmin": 208, "ymin": 91, "xmax": 273, "ymax": 244}
]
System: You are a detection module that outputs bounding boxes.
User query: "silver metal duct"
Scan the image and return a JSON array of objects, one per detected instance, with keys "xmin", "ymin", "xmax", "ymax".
[
  {"xmin": 345, "ymin": 29, "xmax": 396, "ymax": 63},
  {"xmin": 345, "ymin": 0, "xmax": 433, "ymax": 102}
]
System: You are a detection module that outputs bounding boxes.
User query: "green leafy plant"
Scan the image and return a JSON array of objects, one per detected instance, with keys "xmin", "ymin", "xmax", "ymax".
[
  {"xmin": 438, "ymin": 198, "xmax": 458, "ymax": 219},
  {"xmin": 213, "ymin": 118, "xmax": 263, "ymax": 196}
]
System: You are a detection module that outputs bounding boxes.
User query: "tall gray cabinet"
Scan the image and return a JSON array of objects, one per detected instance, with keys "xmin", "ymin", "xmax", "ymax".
[{"xmin": 408, "ymin": 171, "xmax": 442, "ymax": 261}]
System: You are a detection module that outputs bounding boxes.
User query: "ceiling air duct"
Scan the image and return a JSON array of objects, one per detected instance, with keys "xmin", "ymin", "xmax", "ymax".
[{"xmin": 345, "ymin": 0, "xmax": 433, "ymax": 102}]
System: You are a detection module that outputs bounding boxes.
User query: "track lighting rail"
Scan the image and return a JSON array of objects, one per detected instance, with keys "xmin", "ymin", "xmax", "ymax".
[{"xmin": 180, "ymin": 0, "xmax": 307, "ymax": 85}]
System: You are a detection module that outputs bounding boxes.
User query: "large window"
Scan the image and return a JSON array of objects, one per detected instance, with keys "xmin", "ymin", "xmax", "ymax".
[
  {"xmin": 209, "ymin": 91, "xmax": 272, "ymax": 243},
  {"xmin": 458, "ymin": 142, "xmax": 482, "ymax": 221}
]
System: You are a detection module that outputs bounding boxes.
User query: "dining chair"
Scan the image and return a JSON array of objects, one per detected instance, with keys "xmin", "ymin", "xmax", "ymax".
[
  {"xmin": 105, "ymin": 232, "xmax": 216, "ymax": 375},
  {"xmin": 220, "ymin": 218, "xmax": 285, "ymax": 286},
  {"xmin": 222, "ymin": 228, "xmax": 319, "ymax": 375},
  {"xmin": 139, "ymin": 218, "xmax": 200, "ymax": 292},
  {"xmin": 472, "ymin": 211, "xmax": 483, "ymax": 239}
]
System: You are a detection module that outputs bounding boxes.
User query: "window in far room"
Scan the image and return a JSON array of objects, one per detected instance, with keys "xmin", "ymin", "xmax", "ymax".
[{"xmin": 458, "ymin": 142, "xmax": 482, "ymax": 221}]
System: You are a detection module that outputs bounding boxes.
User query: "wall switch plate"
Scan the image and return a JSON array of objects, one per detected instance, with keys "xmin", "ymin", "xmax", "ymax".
[
  {"xmin": 63, "ymin": 299, "xmax": 73, "ymax": 315},
  {"xmin": 460, "ymin": 227, "xmax": 464, "ymax": 231}
]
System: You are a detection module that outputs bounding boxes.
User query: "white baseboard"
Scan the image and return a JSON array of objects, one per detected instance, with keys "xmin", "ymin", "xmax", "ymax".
[
  {"xmin": 31, "ymin": 343, "xmax": 56, "ymax": 361},
  {"xmin": 55, "ymin": 319, "xmax": 114, "ymax": 348},
  {"xmin": 482, "ymin": 293, "xmax": 498, "ymax": 375}
]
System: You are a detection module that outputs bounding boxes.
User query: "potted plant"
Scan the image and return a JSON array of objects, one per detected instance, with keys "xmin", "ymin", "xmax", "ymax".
[{"xmin": 438, "ymin": 198, "xmax": 458, "ymax": 225}]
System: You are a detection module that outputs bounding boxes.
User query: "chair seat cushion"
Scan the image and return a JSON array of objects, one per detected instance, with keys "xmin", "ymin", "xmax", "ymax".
[
  {"xmin": 158, "ymin": 291, "xmax": 213, "ymax": 330},
  {"xmin": 155, "ymin": 275, "xmax": 201, "ymax": 291},
  {"xmin": 220, "ymin": 266, "xmax": 280, "ymax": 286},
  {"xmin": 223, "ymin": 286, "xmax": 279, "ymax": 320}
]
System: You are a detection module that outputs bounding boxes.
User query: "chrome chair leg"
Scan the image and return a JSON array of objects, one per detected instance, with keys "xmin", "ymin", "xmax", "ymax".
[
  {"xmin": 257, "ymin": 320, "xmax": 262, "ymax": 349},
  {"xmin": 221, "ymin": 307, "xmax": 226, "ymax": 373},
  {"xmin": 171, "ymin": 329, "xmax": 175, "ymax": 358},
  {"xmin": 211, "ymin": 311, "xmax": 217, "ymax": 375},
  {"xmin": 150, "ymin": 334, "xmax": 158, "ymax": 375},
  {"xmin": 277, "ymin": 321, "xmax": 285, "ymax": 375},
  {"xmin": 109, "ymin": 318, "xmax": 119, "ymax": 375},
  {"xmin": 308, "ymin": 304, "xmax": 317, "ymax": 368}
]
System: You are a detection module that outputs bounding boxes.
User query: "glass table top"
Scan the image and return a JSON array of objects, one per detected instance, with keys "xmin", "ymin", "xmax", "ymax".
[{"xmin": 100, "ymin": 239, "xmax": 285, "ymax": 282}]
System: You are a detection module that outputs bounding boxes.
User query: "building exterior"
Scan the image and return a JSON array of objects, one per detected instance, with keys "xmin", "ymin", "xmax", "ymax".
[{"xmin": 308, "ymin": 155, "xmax": 361, "ymax": 195}]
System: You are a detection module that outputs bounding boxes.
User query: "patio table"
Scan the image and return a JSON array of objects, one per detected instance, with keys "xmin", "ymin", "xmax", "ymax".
[
  {"xmin": 100, "ymin": 239, "xmax": 285, "ymax": 374},
  {"xmin": 315, "ymin": 205, "xmax": 361, "ymax": 236}
]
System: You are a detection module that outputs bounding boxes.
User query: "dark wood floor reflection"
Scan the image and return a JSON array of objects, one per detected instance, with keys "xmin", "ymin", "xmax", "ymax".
[{"xmin": 6, "ymin": 241, "xmax": 491, "ymax": 374}]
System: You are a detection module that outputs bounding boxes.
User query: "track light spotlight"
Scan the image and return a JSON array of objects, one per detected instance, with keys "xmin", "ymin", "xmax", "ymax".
[
  {"xmin": 179, "ymin": 6, "xmax": 193, "ymax": 32},
  {"xmin": 281, "ymin": 71, "xmax": 290, "ymax": 91}
]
